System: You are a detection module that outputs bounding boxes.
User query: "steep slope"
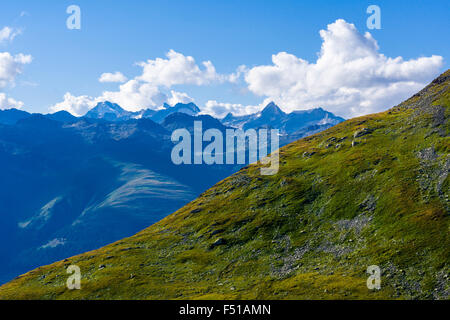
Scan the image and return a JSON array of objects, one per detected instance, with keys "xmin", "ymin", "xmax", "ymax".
[
  {"xmin": 0, "ymin": 116, "xmax": 237, "ymax": 284},
  {"xmin": 0, "ymin": 71, "xmax": 448, "ymax": 299},
  {"xmin": 0, "ymin": 101, "xmax": 340, "ymax": 285}
]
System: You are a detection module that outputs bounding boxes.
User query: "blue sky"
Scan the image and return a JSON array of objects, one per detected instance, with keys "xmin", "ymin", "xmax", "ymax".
[{"xmin": 0, "ymin": 0, "xmax": 449, "ymax": 118}]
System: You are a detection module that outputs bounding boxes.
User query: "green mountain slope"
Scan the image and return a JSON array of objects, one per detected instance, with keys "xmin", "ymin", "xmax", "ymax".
[{"xmin": 1, "ymin": 71, "xmax": 449, "ymax": 300}]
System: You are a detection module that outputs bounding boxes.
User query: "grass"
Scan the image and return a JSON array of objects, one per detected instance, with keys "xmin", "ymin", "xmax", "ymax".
[{"xmin": 0, "ymin": 70, "xmax": 449, "ymax": 300}]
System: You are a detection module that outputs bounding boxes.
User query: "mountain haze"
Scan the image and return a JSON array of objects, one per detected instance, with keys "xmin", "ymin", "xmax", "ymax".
[
  {"xmin": 0, "ymin": 100, "xmax": 341, "ymax": 284},
  {"xmin": 222, "ymin": 102, "xmax": 344, "ymax": 145},
  {"xmin": 1, "ymin": 70, "xmax": 448, "ymax": 299}
]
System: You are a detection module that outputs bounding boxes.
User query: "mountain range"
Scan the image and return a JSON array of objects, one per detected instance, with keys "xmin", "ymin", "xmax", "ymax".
[
  {"xmin": 0, "ymin": 100, "xmax": 343, "ymax": 284},
  {"xmin": 84, "ymin": 101, "xmax": 201, "ymax": 123},
  {"xmin": 1, "ymin": 70, "xmax": 447, "ymax": 300}
]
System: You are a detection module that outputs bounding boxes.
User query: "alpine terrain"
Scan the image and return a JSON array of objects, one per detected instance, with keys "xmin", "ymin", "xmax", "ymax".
[
  {"xmin": 0, "ymin": 70, "xmax": 448, "ymax": 299},
  {"xmin": 0, "ymin": 101, "xmax": 341, "ymax": 284}
]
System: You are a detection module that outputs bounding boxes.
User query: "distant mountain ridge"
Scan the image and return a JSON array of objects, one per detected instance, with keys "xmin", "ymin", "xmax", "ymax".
[
  {"xmin": 84, "ymin": 101, "xmax": 202, "ymax": 124},
  {"xmin": 1, "ymin": 101, "xmax": 345, "ymax": 147},
  {"xmin": 0, "ymin": 108, "xmax": 31, "ymax": 125},
  {"xmin": 162, "ymin": 112, "xmax": 227, "ymax": 132},
  {"xmin": 85, "ymin": 101, "xmax": 133, "ymax": 121},
  {"xmin": 222, "ymin": 102, "xmax": 344, "ymax": 134},
  {"xmin": 0, "ymin": 113, "xmax": 234, "ymax": 285},
  {"xmin": 2, "ymin": 70, "xmax": 447, "ymax": 300},
  {"xmin": 150, "ymin": 102, "xmax": 201, "ymax": 123},
  {"xmin": 0, "ymin": 100, "xmax": 344, "ymax": 285},
  {"xmin": 221, "ymin": 102, "xmax": 344, "ymax": 145}
]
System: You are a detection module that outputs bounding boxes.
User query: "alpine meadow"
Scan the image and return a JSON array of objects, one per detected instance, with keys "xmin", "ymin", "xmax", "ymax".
[{"xmin": 1, "ymin": 70, "xmax": 448, "ymax": 300}]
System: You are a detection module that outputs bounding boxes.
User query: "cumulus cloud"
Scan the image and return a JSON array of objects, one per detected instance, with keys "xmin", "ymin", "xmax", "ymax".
[
  {"xmin": 0, "ymin": 52, "xmax": 32, "ymax": 88},
  {"xmin": 49, "ymin": 23, "xmax": 444, "ymax": 118},
  {"xmin": 0, "ymin": 92, "xmax": 24, "ymax": 110},
  {"xmin": 167, "ymin": 90, "xmax": 194, "ymax": 106},
  {"xmin": 50, "ymin": 86, "xmax": 196, "ymax": 115},
  {"xmin": 227, "ymin": 65, "xmax": 248, "ymax": 83},
  {"xmin": 50, "ymin": 92, "xmax": 98, "ymax": 116},
  {"xmin": 0, "ymin": 43, "xmax": 32, "ymax": 110},
  {"xmin": 99, "ymin": 71, "xmax": 127, "ymax": 83},
  {"xmin": 0, "ymin": 27, "xmax": 21, "ymax": 43},
  {"xmin": 202, "ymin": 100, "xmax": 263, "ymax": 118},
  {"xmin": 51, "ymin": 50, "xmax": 239, "ymax": 114},
  {"xmin": 244, "ymin": 19, "xmax": 444, "ymax": 118},
  {"xmin": 50, "ymin": 83, "xmax": 169, "ymax": 115},
  {"xmin": 100, "ymin": 80, "xmax": 167, "ymax": 111},
  {"xmin": 136, "ymin": 49, "xmax": 230, "ymax": 87}
]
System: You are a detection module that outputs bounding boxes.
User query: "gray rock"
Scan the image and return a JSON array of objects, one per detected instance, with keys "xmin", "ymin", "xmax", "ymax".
[
  {"xmin": 417, "ymin": 147, "xmax": 437, "ymax": 162},
  {"xmin": 302, "ymin": 151, "xmax": 316, "ymax": 158},
  {"xmin": 210, "ymin": 229, "xmax": 224, "ymax": 236},
  {"xmin": 210, "ymin": 238, "xmax": 226, "ymax": 249},
  {"xmin": 353, "ymin": 128, "xmax": 373, "ymax": 138}
]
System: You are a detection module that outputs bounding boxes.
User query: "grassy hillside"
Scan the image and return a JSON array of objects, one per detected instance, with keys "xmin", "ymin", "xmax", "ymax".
[{"xmin": 1, "ymin": 70, "xmax": 449, "ymax": 300}]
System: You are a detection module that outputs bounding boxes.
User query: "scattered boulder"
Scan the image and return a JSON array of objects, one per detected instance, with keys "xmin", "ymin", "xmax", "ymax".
[
  {"xmin": 210, "ymin": 238, "xmax": 226, "ymax": 249},
  {"xmin": 302, "ymin": 151, "xmax": 316, "ymax": 158},
  {"xmin": 417, "ymin": 147, "xmax": 437, "ymax": 162},
  {"xmin": 326, "ymin": 137, "xmax": 337, "ymax": 143},
  {"xmin": 353, "ymin": 128, "xmax": 373, "ymax": 138},
  {"xmin": 119, "ymin": 246, "xmax": 142, "ymax": 252},
  {"xmin": 359, "ymin": 195, "xmax": 377, "ymax": 213},
  {"xmin": 210, "ymin": 229, "xmax": 224, "ymax": 236}
]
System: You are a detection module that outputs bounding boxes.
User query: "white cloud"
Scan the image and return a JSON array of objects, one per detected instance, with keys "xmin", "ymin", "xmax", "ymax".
[
  {"xmin": 244, "ymin": 19, "xmax": 444, "ymax": 118},
  {"xmin": 51, "ymin": 50, "xmax": 237, "ymax": 114},
  {"xmin": 136, "ymin": 49, "xmax": 230, "ymax": 87},
  {"xmin": 228, "ymin": 65, "xmax": 248, "ymax": 83},
  {"xmin": 49, "ymin": 82, "xmax": 169, "ymax": 115},
  {"xmin": 0, "ymin": 52, "xmax": 32, "ymax": 88},
  {"xmin": 0, "ymin": 92, "xmax": 24, "ymax": 110},
  {"xmin": 50, "ymin": 92, "xmax": 98, "ymax": 116},
  {"xmin": 99, "ymin": 80, "xmax": 167, "ymax": 112},
  {"xmin": 167, "ymin": 90, "xmax": 194, "ymax": 106},
  {"xmin": 0, "ymin": 27, "xmax": 21, "ymax": 43},
  {"xmin": 51, "ymin": 83, "xmax": 193, "ymax": 115},
  {"xmin": 99, "ymin": 71, "xmax": 127, "ymax": 83},
  {"xmin": 202, "ymin": 100, "xmax": 263, "ymax": 118},
  {"xmin": 49, "ymin": 25, "xmax": 444, "ymax": 118},
  {"xmin": 0, "ymin": 48, "xmax": 31, "ymax": 110}
]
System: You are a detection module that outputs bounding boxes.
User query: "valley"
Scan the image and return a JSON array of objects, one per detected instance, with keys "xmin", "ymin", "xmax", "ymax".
[{"xmin": 1, "ymin": 70, "xmax": 447, "ymax": 300}]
